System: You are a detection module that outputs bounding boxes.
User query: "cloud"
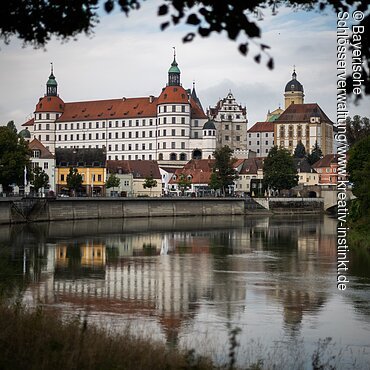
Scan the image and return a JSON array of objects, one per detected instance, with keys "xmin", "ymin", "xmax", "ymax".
[{"xmin": 0, "ymin": 3, "xmax": 368, "ymax": 130}]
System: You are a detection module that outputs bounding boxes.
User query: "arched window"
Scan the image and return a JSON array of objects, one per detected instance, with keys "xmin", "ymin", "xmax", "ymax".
[
  {"xmin": 170, "ymin": 153, "xmax": 177, "ymax": 161},
  {"xmin": 192, "ymin": 149, "xmax": 202, "ymax": 160},
  {"xmin": 297, "ymin": 125, "xmax": 302, "ymax": 138},
  {"xmin": 279, "ymin": 125, "xmax": 285, "ymax": 138},
  {"xmin": 180, "ymin": 153, "xmax": 187, "ymax": 161},
  {"xmin": 289, "ymin": 125, "xmax": 294, "ymax": 138},
  {"xmin": 158, "ymin": 153, "xmax": 163, "ymax": 161}
]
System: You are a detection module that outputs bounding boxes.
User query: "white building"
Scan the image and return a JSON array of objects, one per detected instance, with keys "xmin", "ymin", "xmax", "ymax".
[
  {"xmin": 247, "ymin": 121, "xmax": 275, "ymax": 157},
  {"xmin": 208, "ymin": 92, "xmax": 248, "ymax": 151},
  {"xmin": 23, "ymin": 54, "xmax": 216, "ymax": 164},
  {"xmin": 28, "ymin": 138, "xmax": 56, "ymax": 192}
]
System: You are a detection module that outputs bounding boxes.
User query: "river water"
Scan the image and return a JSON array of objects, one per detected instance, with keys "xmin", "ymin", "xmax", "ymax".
[{"xmin": 0, "ymin": 215, "xmax": 369, "ymax": 369}]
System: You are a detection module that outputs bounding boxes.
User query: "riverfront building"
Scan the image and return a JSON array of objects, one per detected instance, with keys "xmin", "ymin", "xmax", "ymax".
[{"xmin": 23, "ymin": 54, "xmax": 216, "ymax": 164}]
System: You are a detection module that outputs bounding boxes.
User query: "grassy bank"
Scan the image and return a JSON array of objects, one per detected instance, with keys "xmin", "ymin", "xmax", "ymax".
[{"xmin": 0, "ymin": 304, "xmax": 215, "ymax": 370}]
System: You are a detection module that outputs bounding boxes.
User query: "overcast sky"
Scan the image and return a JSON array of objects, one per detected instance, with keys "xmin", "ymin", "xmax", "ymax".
[{"xmin": 0, "ymin": 1, "xmax": 368, "ymax": 130}]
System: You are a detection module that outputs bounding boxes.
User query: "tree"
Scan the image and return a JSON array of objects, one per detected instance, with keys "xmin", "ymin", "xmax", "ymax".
[
  {"xmin": 293, "ymin": 141, "xmax": 306, "ymax": 158},
  {"xmin": 212, "ymin": 146, "xmax": 238, "ymax": 195},
  {"xmin": 263, "ymin": 146, "xmax": 298, "ymax": 192},
  {"xmin": 346, "ymin": 115, "xmax": 370, "ymax": 147},
  {"xmin": 106, "ymin": 173, "xmax": 120, "ymax": 189},
  {"xmin": 176, "ymin": 174, "xmax": 192, "ymax": 196},
  {"xmin": 30, "ymin": 166, "xmax": 49, "ymax": 194},
  {"xmin": 0, "ymin": 126, "xmax": 30, "ymax": 192},
  {"xmin": 208, "ymin": 172, "xmax": 222, "ymax": 194},
  {"xmin": 348, "ymin": 135, "xmax": 370, "ymax": 216},
  {"xmin": 6, "ymin": 120, "xmax": 17, "ymax": 134},
  {"xmin": 66, "ymin": 167, "xmax": 83, "ymax": 196},
  {"xmin": 1, "ymin": 1, "xmax": 369, "ymax": 100},
  {"xmin": 307, "ymin": 141, "xmax": 323, "ymax": 165},
  {"xmin": 143, "ymin": 175, "xmax": 158, "ymax": 196}
]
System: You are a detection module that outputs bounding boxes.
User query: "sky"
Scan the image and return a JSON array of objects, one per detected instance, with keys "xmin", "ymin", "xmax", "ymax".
[{"xmin": 0, "ymin": 1, "xmax": 369, "ymax": 130}]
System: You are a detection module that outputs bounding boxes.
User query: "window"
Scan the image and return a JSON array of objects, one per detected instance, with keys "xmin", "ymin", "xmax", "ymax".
[
  {"xmin": 108, "ymin": 145, "xmax": 112, "ymax": 151},
  {"xmin": 136, "ymin": 120, "xmax": 139, "ymax": 126},
  {"xmin": 129, "ymin": 132, "xmax": 132, "ymax": 138},
  {"xmin": 96, "ymin": 122, "xmax": 99, "ymax": 128},
  {"xmin": 33, "ymin": 150, "xmax": 40, "ymax": 158},
  {"xmin": 46, "ymin": 124, "xmax": 50, "ymax": 130},
  {"xmin": 61, "ymin": 174, "xmax": 65, "ymax": 181},
  {"xmin": 115, "ymin": 132, "xmax": 118, "ymax": 139},
  {"xmin": 98, "ymin": 175, "xmax": 102, "ymax": 182},
  {"xmin": 181, "ymin": 106, "xmax": 185, "ymax": 112},
  {"xmin": 172, "ymin": 129, "xmax": 176, "ymax": 136},
  {"xmin": 163, "ymin": 117, "xmax": 167, "ymax": 124},
  {"xmin": 64, "ymin": 124, "xmax": 68, "ymax": 130},
  {"xmin": 135, "ymin": 132, "xmax": 139, "ymax": 138},
  {"xmin": 225, "ymin": 135, "xmax": 229, "ymax": 141},
  {"xmin": 122, "ymin": 144, "xmax": 125, "ymax": 150},
  {"xmin": 236, "ymin": 125, "xmax": 240, "ymax": 130},
  {"xmin": 96, "ymin": 133, "xmax": 99, "ymax": 139},
  {"xmin": 102, "ymin": 133, "xmax": 105, "ymax": 139},
  {"xmin": 115, "ymin": 144, "xmax": 118, "ymax": 151},
  {"xmin": 122, "ymin": 132, "xmax": 125, "ymax": 138},
  {"xmin": 181, "ymin": 142, "xmax": 185, "ymax": 149},
  {"xmin": 194, "ymin": 132, "xmax": 199, "ymax": 139},
  {"xmin": 135, "ymin": 144, "xmax": 139, "ymax": 150},
  {"xmin": 129, "ymin": 120, "xmax": 132, "ymax": 127},
  {"xmin": 181, "ymin": 129, "xmax": 185, "ymax": 136},
  {"xmin": 149, "ymin": 119, "xmax": 153, "ymax": 126},
  {"xmin": 108, "ymin": 121, "xmax": 112, "ymax": 128},
  {"xmin": 163, "ymin": 129, "xmax": 166, "ymax": 136},
  {"xmin": 172, "ymin": 117, "xmax": 176, "ymax": 124},
  {"xmin": 249, "ymin": 141, "xmax": 251, "ymax": 146},
  {"xmin": 46, "ymin": 113, "xmax": 50, "ymax": 120},
  {"xmin": 142, "ymin": 143, "xmax": 145, "ymax": 150},
  {"xmin": 236, "ymin": 136, "xmax": 240, "ymax": 141},
  {"xmin": 257, "ymin": 141, "xmax": 260, "ymax": 145},
  {"xmin": 265, "ymin": 141, "xmax": 268, "ymax": 145},
  {"xmin": 44, "ymin": 163, "xmax": 48, "ymax": 170},
  {"xmin": 149, "ymin": 143, "xmax": 152, "ymax": 150},
  {"xmin": 76, "ymin": 134, "xmax": 79, "ymax": 140},
  {"xmin": 172, "ymin": 105, "xmax": 176, "ymax": 112},
  {"xmin": 225, "ymin": 125, "xmax": 229, "ymax": 130},
  {"xmin": 181, "ymin": 117, "xmax": 185, "ymax": 124},
  {"xmin": 128, "ymin": 144, "xmax": 132, "ymax": 150},
  {"xmin": 194, "ymin": 120, "xmax": 199, "ymax": 127},
  {"xmin": 149, "ymin": 131, "xmax": 153, "ymax": 137},
  {"xmin": 89, "ymin": 133, "xmax": 92, "ymax": 140},
  {"xmin": 109, "ymin": 133, "xmax": 112, "ymax": 139},
  {"xmin": 163, "ymin": 106, "xmax": 167, "ymax": 113},
  {"xmin": 171, "ymin": 142, "xmax": 175, "ymax": 149},
  {"xmin": 116, "ymin": 121, "xmax": 119, "ymax": 127},
  {"xmin": 89, "ymin": 122, "xmax": 92, "ymax": 129},
  {"xmin": 163, "ymin": 142, "xmax": 166, "ymax": 149},
  {"xmin": 142, "ymin": 119, "xmax": 146, "ymax": 126}
]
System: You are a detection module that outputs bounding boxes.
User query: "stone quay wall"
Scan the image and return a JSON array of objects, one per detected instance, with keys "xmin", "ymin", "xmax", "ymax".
[{"xmin": 1, "ymin": 198, "xmax": 245, "ymax": 224}]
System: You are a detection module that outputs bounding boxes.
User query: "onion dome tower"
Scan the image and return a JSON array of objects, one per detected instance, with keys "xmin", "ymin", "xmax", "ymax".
[{"xmin": 284, "ymin": 67, "xmax": 304, "ymax": 109}]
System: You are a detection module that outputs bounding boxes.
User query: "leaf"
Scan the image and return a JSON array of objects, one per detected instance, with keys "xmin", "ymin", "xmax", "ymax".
[
  {"xmin": 198, "ymin": 27, "xmax": 211, "ymax": 37},
  {"xmin": 187, "ymin": 13, "xmax": 201, "ymax": 25},
  {"xmin": 183, "ymin": 32, "xmax": 195, "ymax": 43},
  {"xmin": 254, "ymin": 54, "xmax": 261, "ymax": 63},
  {"xmin": 104, "ymin": 0, "xmax": 114, "ymax": 13},
  {"xmin": 267, "ymin": 57, "xmax": 274, "ymax": 70},
  {"xmin": 158, "ymin": 4, "xmax": 168, "ymax": 16},
  {"xmin": 239, "ymin": 43, "xmax": 248, "ymax": 56},
  {"xmin": 160, "ymin": 22, "xmax": 170, "ymax": 31}
]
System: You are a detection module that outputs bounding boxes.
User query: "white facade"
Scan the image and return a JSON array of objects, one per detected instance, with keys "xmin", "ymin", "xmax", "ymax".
[{"xmin": 25, "ymin": 57, "xmax": 216, "ymax": 164}]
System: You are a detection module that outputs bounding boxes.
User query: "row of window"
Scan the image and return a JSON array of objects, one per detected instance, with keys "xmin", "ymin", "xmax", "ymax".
[
  {"xmin": 37, "ymin": 113, "xmax": 60, "ymax": 120},
  {"xmin": 248, "ymin": 133, "xmax": 274, "ymax": 138},
  {"xmin": 219, "ymin": 114, "xmax": 242, "ymax": 120},
  {"xmin": 224, "ymin": 135, "xmax": 241, "ymax": 141},
  {"xmin": 31, "ymin": 162, "xmax": 49, "ymax": 170},
  {"xmin": 158, "ymin": 105, "xmax": 187, "ymax": 113},
  {"xmin": 248, "ymin": 140, "xmax": 271, "ymax": 146},
  {"xmin": 60, "ymin": 174, "xmax": 102, "ymax": 182},
  {"xmin": 223, "ymin": 124, "xmax": 244, "ymax": 130}
]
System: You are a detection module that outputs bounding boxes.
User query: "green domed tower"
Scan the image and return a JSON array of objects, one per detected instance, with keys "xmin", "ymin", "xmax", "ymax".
[
  {"xmin": 46, "ymin": 63, "xmax": 58, "ymax": 96},
  {"xmin": 168, "ymin": 48, "xmax": 181, "ymax": 86}
]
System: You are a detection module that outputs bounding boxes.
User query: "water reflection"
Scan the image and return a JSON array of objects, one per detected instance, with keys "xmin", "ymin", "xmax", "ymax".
[{"xmin": 0, "ymin": 215, "xmax": 369, "ymax": 367}]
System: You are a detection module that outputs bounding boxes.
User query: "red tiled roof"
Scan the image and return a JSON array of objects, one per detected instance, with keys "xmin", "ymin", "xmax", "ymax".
[
  {"xmin": 22, "ymin": 118, "xmax": 34, "ymax": 127},
  {"xmin": 238, "ymin": 158, "xmax": 264, "ymax": 175},
  {"xmin": 35, "ymin": 96, "xmax": 65, "ymax": 113},
  {"xmin": 312, "ymin": 154, "xmax": 338, "ymax": 168},
  {"xmin": 247, "ymin": 121, "xmax": 274, "ymax": 133},
  {"xmin": 157, "ymin": 85, "xmax": 188, "ymax": 104},
  {"xmin": 57, "ymin": 97, "xmax": 157, "ymax": 122},
  {"xmin": 169, "ymin": 159, "xmax": 215, "ymax": 184},
  {"xmin": 28, "ymin": 138, "xmax": 55, "ymax": 159},
  {"xmin": 275, "ymin": 103, "xmax": 334, "ymax": 124},
  {"xmin": 107, "ymin": 160, "xmax": 161, "ymax": 179}
]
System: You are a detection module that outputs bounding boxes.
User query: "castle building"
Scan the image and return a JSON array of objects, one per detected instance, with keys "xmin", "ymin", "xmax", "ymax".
[
  {"xmin": 208, "ymin": 92, "xmax": 248, "ymax": 151},
  {"xmin": 23, "ymin": 54, "xmax": 216, "ymax": 164}
]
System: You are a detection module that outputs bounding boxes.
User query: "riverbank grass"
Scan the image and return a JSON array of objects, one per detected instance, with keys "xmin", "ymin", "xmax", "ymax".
[{"xmin": 0, "ymin": 304, "xmax": 215, "ymax": 370}]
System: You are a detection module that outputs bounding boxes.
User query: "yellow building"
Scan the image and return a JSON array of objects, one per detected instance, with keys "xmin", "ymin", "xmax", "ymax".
[{"xmin": 55, "ymin": 148, "xmax": 106, "ymax": 196}]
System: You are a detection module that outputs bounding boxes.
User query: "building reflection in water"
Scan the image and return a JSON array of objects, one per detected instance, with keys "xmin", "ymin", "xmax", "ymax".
[{"xmin": 1, "ymin": 215, "xmax": 352, "ymax": 353}]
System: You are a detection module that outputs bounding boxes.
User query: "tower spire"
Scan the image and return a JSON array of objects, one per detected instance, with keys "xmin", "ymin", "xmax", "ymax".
[
  {"xmin": 292, "ymin": 65, "xmax": 297, "ymax": 79},
  {"xmin": 168, "ymin": 48, "xmax": 181, "ymax": 86},
  {"xmin": 46, "ymin": 62, "xmax": 58, "ymax": 96}
]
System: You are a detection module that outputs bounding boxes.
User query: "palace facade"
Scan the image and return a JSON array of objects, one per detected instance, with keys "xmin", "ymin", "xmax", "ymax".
[{"xmin": 22, "ymin": 54, "xmax": 216, "ymax": 164}]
